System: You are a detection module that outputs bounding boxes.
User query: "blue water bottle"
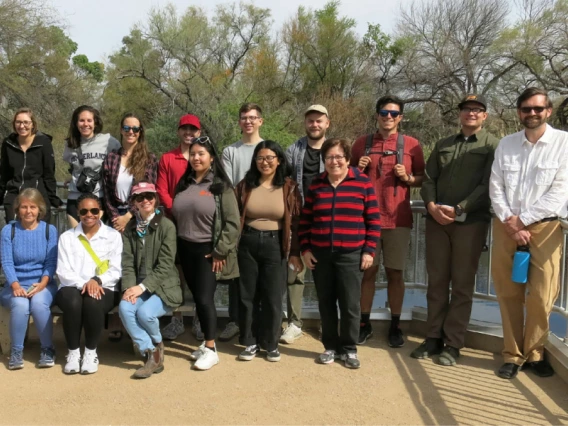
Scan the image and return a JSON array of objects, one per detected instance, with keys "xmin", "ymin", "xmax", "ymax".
[{"xmin": 511, "ymin": 245, "xmax": 530, "ymax": 284}]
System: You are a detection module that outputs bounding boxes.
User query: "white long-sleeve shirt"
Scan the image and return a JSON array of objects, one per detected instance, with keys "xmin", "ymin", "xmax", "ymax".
[
  {"xmin": 56, "ymin": 222, "xmax": 123, "ymax": 291},
  {"xmin": 489, "ymin": 124, "xmax": 568, "ymax": 225}
]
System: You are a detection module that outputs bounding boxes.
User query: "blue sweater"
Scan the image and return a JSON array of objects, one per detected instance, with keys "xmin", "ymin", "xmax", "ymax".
[{"xmin": 1, "ymin": 221, "xmax": 58, "ymax": 288}]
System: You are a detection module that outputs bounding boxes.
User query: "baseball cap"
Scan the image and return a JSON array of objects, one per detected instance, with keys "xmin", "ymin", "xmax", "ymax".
[
  {"xmin": 458, "ymin": 94, "xmax": 487, "ymax": 110},
  {"xmin": 178, "ymin": 114, "xmax": 201, "ymax": 129},
  {"xmin": 305, "ymin": 105, "xmax": 329, "ymax": 117},
  {"xmin": 130, "ymin": 182, "xmax": 157, "ymax": 197}
]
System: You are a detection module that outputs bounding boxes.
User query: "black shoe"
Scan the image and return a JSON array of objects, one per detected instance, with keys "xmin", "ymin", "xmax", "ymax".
[
  {"xmin": 497, "ymin": 362, "xmax": 520, "ymax": 379},
  {"xmin": 388, "ymin": 328, "xmax": 405, "ymax": 348},
  {"xmin": 266, "ymin": 349, "xmax": 281, "ymax": 362},
  {"xmin": 357, "ymin": 322, "xmax": 373, "ymax": 345},
  {"xmin": 437, "ymin": 346, "xmax": 460, "ymax": 366},
  {"xmin": 522, "ymin": 360, "xmax": 554, "ymax": 377},
  {"xmin": 410, "ymin": 338, "xmax": 443, "ymax": 359}
]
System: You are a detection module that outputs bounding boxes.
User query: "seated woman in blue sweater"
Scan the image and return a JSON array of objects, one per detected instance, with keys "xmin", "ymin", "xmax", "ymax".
[{"xmin": 0, "ymin": 188, "xmax": 58, "ymax": 370}]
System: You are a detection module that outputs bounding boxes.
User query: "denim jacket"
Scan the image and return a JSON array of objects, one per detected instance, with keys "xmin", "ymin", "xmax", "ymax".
[{"xmin": 285, "ymin": 136, "xmax": 325, "ymax": 205}]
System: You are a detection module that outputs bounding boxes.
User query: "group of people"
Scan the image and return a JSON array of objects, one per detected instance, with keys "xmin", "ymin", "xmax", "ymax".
[{"xmin": 0, "ymin": 87, "xmax": 566, "ymax": 380}]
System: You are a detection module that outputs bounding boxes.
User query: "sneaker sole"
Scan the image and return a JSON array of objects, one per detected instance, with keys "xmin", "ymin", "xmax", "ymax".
[
  {"xmin": 267, "ymin": 356, "xmax": 281, "ymax": 362},
  {"xmin": 64, "ymin": 369, "xmax": 80, "ymax": 374},
  {"xmin": 238, "ymin": 354, "xmax": 257, "ymax": 361},
  {"xmin": 193, "ymin": 360, "xmax": 219, "ymax": 370},
  {"xmin": 357, "ymin": 332, "xmax": 373, "ymax": 345},
  {"xmin": 388, "ymin": 341, "xmax": 405, "ymax": 348},
  {"xmin": 345, "ymin": 362, "xmax": 361, "ymax": 369},
  {"xmin": 38, "ymin": 362, "xmax": 55, "ymax": 368},
  {"xmin": 81, "ymin": 368, "xmax": 98, "ymax": 374},
  {"xmin": 318, "ymin": 358, "xmax": 335, "ymax": 365},
  {"xmin": 8, "ymin": 365, "xmax": 24, "ymax": 370}
]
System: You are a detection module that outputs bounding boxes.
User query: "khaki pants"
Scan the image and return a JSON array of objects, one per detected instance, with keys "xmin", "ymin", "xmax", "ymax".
[
  {"xmin": 286, "ymin": 257, "xmax": 306, "ymax": 328},
  {"xmin": 492, "ymin": 219, "xmax": 562, "ymax": 365},
  {"xmin": 425, "ymin": 218, "xmax": 489, "ymax": 349}
]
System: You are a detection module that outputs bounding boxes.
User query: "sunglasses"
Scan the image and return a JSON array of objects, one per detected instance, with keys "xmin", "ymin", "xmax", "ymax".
[
  {"xmin": 519, "ymin": 106, "xmax": 547, "ymax": 114},
  {"xmin": 192, "ymin": 136, "xmax": 212, "ymax": 145},
  {"xmin": 122, "ymin": 125, "xmax": 141, "ymax": 133},
  {"xmin": 134, "ymin": 192, "xmax": 155, "ymax": 203},
  {"xmin": 79, "ymin": 208, "xmax": 100, "ymax": 216},
  {"xmin": 378, "ymin": 109, "xmax": 401, "ymax": 118}
]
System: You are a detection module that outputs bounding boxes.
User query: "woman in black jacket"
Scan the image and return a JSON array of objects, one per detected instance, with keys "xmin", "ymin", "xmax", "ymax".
[{"xmin": 0, "ymin": 108, "xmax": 62, "ymax": 222}]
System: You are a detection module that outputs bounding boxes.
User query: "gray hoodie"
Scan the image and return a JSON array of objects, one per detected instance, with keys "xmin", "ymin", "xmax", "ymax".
[{"xmin": 63, "ymin": 133, "xmax": 121, "ymax": 199}]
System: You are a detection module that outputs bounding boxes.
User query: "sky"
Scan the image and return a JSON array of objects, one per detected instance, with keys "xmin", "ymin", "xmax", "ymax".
[{"xmin": 49, "ymin": 0, "xmax": 408, "ymax": 63}]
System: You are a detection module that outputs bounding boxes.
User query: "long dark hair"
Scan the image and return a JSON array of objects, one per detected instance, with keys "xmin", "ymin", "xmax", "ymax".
[
  {"xmin": 244, "ymin": 140, "xmax": 291, "ymax": 189},
  {"xmin": 175, "ymin": 137, "xmax": 232, "ymax": 196},
  {"xmin": 67, "ymin": 105, "xmax": 104, "ymax": 149},
  {"xmin": 120, "ymin": 113, "xmax": 151, "ymax": 182}
]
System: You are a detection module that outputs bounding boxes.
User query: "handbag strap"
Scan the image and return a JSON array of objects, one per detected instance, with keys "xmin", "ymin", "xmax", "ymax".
[{"xmin": 78, "ymin": 234, "xmax": 102, "ymax": 267}]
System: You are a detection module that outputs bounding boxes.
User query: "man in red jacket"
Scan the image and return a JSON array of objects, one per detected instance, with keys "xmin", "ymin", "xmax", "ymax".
[{"xmin": 156, "ymin": 114, "xmax": 202, "ymax": 341}]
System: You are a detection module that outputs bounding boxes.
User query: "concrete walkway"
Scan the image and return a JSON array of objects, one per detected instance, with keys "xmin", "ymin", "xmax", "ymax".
[{"xmin": 1, "ymin": 321, "xmax": 567, "ymax": 425}]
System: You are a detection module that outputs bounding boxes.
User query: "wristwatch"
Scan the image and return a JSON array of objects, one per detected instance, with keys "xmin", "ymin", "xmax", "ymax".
[
  {"xmin": 91, "ymin": 276, "xmax": 103, "ymax": 286},
  {"xmin": 454, "ymin": 205, "xmax": 464, "ymax": 216}
]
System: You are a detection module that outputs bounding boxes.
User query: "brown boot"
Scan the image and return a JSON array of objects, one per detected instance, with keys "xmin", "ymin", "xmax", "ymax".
[
  {"xmin": 133, "ymin": 347, "xmax": 164, "ymax": 379},
  {"xmin": 156, "ymin": 341, "xmax": 164, "ymax": 364}
]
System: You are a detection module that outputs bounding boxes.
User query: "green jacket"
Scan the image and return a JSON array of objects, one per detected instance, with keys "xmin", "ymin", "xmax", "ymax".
[
  {"xmin": 421, "ymin": 129, "xmax": 499, "ymax": 223},
  {"xmin": 211, "ymin": 180, "xmax": 241, "ymax": 281},
  {"xmin": 121, "ymin": 210, "xmax": 182, "ymax": 308}
]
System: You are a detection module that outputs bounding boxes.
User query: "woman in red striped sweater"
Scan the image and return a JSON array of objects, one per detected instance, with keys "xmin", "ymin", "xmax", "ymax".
[{"xmin": 299, "ymin": 138, "xmax": 381, "ymax": 369}]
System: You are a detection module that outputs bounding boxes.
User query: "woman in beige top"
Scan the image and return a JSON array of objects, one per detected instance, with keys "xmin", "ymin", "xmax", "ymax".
[{"xmin": 235, "ymin": 140, "xmax": 303, "ymax": 363}]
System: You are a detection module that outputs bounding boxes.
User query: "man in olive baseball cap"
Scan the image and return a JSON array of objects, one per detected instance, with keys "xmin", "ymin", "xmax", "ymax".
[{"xmin": 457, "ymin": 94, "xmax": 487, "ymax": 110}]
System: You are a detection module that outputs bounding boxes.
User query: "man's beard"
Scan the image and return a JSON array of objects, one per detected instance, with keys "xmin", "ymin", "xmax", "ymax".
[
  {"xmin": 522, "ymin": 116, "xmax": 546, "ymax": 129},
  {"xmin": 306, "ymin": 129, "xmax": 325, "ymax": 140}
]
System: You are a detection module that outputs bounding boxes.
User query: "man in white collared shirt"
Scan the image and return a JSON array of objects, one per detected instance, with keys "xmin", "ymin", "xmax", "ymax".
[{"xmin": 490, "ymin": 87, "xmax": 568, "ymax": 380}]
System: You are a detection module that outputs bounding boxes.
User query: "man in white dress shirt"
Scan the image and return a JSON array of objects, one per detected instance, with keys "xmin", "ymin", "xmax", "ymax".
[{"xmin": 489, "ymin": 87, "xmax": 568, "ymax": 379}]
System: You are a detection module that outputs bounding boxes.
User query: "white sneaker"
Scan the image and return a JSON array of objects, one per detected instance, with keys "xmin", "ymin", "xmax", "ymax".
[
  {"xmin": 193, "ymin": 346, "xmax": 219, "ymax": 370},
  {"xmin": 81, "ymin": 350, "xmax": 99, "ymax": 374},
  {"xmin": 192, "ymin": 315, "xmax": 204, "ymax": 341},
  {"xmin": 162, "ymin": 316, "xmax": 185, "ymax": 340},
  {"xmin": 280, "ymin": 323, "xmax": 302, "ymax": 344},
  {"xmin": 64, "ymin": 350, "xmax": 81, "ymax": 374},
  {"xmin": 189, "ymin": 342, "xmax": 206, "ymax": 361},
  {"xmin": 219, "ymin": 321, "xmax": 239, "ymax": 342}
]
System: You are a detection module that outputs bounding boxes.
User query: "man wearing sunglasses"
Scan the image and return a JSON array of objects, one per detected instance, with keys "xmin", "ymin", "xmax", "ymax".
[
  {"xmin": 156, "ymin": 114, "xmax": 201, "ymax": 342},
  {"xmin": 351, "ymin": 95, "xmax": 425, "ymax": 349},
  {"xmin": 490, "ymin": 88, "xmax": 568, "ymax": 379},
  {"xmin": 417, "ymin": 94, "xmax": 498, "ymax": 366}
]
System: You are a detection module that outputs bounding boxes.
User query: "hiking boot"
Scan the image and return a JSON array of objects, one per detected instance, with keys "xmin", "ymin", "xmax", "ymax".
[
  {"xmin": 219, "ymin": 322, "xmax": 239, "ymax": 342},
  {"xmin": 266, "ymin": 349, "xmax": 281, "ymax": 362},
  {"xmin": 133, "ymin": 347, "xmax": 164, "ymax": 379},
  {"xmin": 64, "ymin": 350, "xmax": 81, "ymax": 374},
  {"xmin": 38, "ymin": 347, "xmax": 56, "ymax": 368},
  {"xmin": 193, "ymin": 346, "xmax": 219, "ymax": 370},
  {"xmin": 437, "ymin": 346, "xmax": 460, "ymax": 366},
  {"xmin": 238, "ymin": 345, "xmax": 259, "ymax": 361},
  {"xmin": 192, "ymin": 315, "xmax": 204, "ymax": 341},
  {"xmin": 357, "ymin": 322, "xmax": 373, "ymax": 345},
  {"xmin": 388, "ymin": 328, "xmax": 405, "ymax": 348},
  {"xmin": 410, "ymin": 338, "xmax": 443, "ymax": 359},
  {"xmin": 318, "ymin": 350, "xmax": 337, "ymax": 365},
  {"xmin": 81, "ymin": 350, "xmax": 99, "ymax": 374},
  {"xmin": 498, "ymin": 363, "xmax": 520, "ymax": 379},
  {"xmin": 162, "ymin": 316, "xmax": 185, "ymax": 341},
  {"xmin": 156, "ymin": 341, "xmax": 164, "ymax": 365},
  {"xmin": 341, "ymin": 353, "xmax": 361, "ymax": 369},
  {"xmin": 280, "ymin": 323, "xmax": 302, "ymax": 344},
  {"xmin": 189, "ymin": 342, "xmax": 206, "ymax": 361},
  {"xmin": 9, "ymin": 348, "xmax": 24, "ymax": 370}
]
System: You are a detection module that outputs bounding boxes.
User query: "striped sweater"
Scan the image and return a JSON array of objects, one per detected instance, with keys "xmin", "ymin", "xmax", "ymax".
[{"xmin": 299, "ymin": 167, "xmax": 381, "ymax": 255}]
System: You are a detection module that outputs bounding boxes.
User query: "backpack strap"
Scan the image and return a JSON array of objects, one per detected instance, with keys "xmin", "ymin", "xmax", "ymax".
[
  {"xmin": 396, "ymin": 133, "xmax": 405, "ymax": 165},
  {"xmin": 364, "ymin": 133, "xmax": 374, "ymax": 156}
]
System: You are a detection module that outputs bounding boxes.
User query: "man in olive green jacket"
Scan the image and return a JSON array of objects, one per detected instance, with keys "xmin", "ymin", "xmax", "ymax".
[{"xmin": 415, "ymin": 94, "xmax": 499, "ymax": 366}]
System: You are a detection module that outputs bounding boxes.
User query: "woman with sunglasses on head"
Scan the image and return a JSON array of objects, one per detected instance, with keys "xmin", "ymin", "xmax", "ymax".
[
  {"xmin": 0, "ymin": 189, "xmax": 58, "ymax": 370},
  {"xmin": 0, "ymin": 108, "xmax": 62, "ymax": 222},
  {"xmin": 172, "ymin": 136, "xmax": 240, "ymax": 370},
  {"xmin": 55, "ymin": 193, "xmax": 123, "ymax": 375},
  {"xmin": 299, "ymin": 138, "xmax": 381, "ymax": 369},
  {"xmin": 119, "ymin": 182, "xmax": 182, "ymax": 378},
  {"xmin": 63, "ymin": 105, "xmax": 120, "ymax": 228},
  {"xmin": 234, "ymin": 140, "xmax": 303, "ymax": 362},
  {"xmin": 102, "ymin": 113, "xmax": 158, "ymax": 234}
]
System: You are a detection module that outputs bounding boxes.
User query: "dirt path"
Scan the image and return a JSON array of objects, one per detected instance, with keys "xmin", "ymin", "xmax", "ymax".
[{"xmin": 1, "ymin": 322, "xmax": 567, "ymax": 425}]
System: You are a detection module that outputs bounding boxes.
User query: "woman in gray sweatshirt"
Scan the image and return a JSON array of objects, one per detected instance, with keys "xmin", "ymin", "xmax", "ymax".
[{"xmin": 63, "ymin": 105, "xmax": 120, "ymax": 227}]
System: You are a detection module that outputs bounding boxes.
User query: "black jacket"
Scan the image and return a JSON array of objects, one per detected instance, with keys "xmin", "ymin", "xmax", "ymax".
[{"xmin": 0, "ymin": 132, "xmax": 62, "ymax": 207}]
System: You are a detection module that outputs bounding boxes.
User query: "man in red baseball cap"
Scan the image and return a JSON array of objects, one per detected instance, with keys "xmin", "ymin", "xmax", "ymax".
[{"xmin": 156, "ymin": 113, "xmax": 202, "ymax": 342}]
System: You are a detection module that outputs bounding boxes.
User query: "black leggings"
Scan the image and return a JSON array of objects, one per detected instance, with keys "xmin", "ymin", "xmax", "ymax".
[
  {"xmin": 55, "ymin": 287, "xmax": 118, "ymax": 350},
  {"xmin": 177, "ymin": 239, "xmax": 218, "ymax": 341}
]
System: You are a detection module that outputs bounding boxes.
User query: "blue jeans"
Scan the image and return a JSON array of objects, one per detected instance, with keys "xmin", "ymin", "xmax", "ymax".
[
  {"xmin": 0, "ymin": 283, "xmax": 57, "ymax": 351},
  {"xmin": 119, "ymin": 292, "xmax": 172, "ymax": 354}
]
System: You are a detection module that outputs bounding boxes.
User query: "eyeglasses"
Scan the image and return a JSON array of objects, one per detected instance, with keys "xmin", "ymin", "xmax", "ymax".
[
  {"xmin": 15, "ymin": 120, "xmax": 32, "ymax": 127},
  {"xmin": 134, "ymin": 192, "xmax": 155, "ymax": 203},
  {"xmin": 324, "ymin": 155, "xmax": 346, "ymax": 162},
  {"xmin": 193, "ymin": 136, "xmax": 212, "ymax": 145},
  {"xmin": 519, "ymin": 106, "xmax": 547, "ymax": 114},
  {"xmin": 255, "ymin": 155, "xmax": 277, "ymax": 163},
  {"xmin": 79, "ymin": 208, "xmax": 100, "ymax": 216},
  {"xmin": 240, "ymin": 116, "xmax": 261, "ymax": 123},
  {"xmin": 460, "ymin": 107, "xmax": 486, "ymax": 114},
  {"xmin": 378, "ymin": 110, "xmax": 401, "ymax": 118},
  {"xmin": 122, "ymin": 125, "xmax": 141, "ymax": 133}
]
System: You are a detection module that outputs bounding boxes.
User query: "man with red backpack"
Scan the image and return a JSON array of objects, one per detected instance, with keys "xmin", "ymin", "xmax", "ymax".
[{"xmin": 351, "ymin": 95, "xmax": 425, "ymax": 348}]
